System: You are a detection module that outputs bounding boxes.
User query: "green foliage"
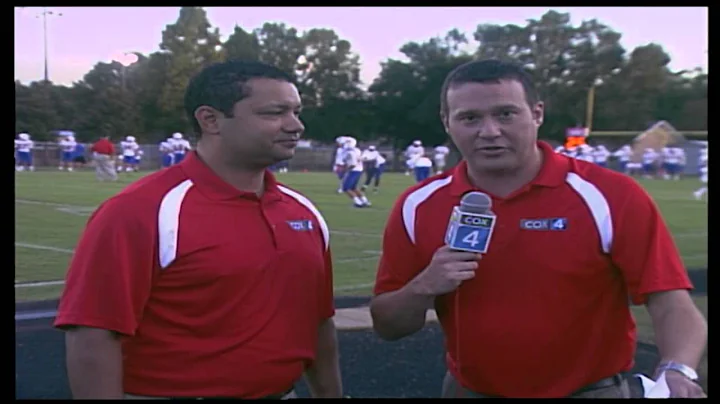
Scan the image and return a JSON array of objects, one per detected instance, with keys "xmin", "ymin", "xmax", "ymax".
[{"xmin": 15, "ymin": 9, "xmax": 706, "ymax": 148}]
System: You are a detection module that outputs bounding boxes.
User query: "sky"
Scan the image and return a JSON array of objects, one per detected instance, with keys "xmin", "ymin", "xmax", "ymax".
[{"xmin": 14, "ymin": 7, "xmax": 708, "ymax": 88}]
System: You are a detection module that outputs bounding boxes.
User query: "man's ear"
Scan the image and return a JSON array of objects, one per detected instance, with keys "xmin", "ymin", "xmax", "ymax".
[
  {"xmin": 194, "ymin": 106, "xmax": 223, "ymax": 136},
  {"xmin": 533, "ymin": 101, "xmax": 545, "ymax": 127}
]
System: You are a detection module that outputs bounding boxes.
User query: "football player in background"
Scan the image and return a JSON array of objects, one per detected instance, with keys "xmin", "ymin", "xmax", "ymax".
[
  {"xmin": 15, "ymin": 133, "xmax": 34, "ymax": 172},
  {"xmin": 59, "ymin": 133, "xmax": 78, "ymax": 172},
  {"xmin": 341, "ymin": 138, "xmax": 371, "ymax": 208},
  {"xmin": 433, "ymin": 143, "xmax": 450, "ymax": 174}
]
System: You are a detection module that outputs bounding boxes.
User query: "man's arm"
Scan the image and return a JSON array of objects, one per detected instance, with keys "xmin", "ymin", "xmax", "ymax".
[
  {"xmin": 606, "ymin": 177, "xmax": 704, "ymax": 384},
  {"xmin": 303, "ymin": 318, "xmax": 342, "ymax": 398},
  {"xmin": 370, "ymin": 278, "xmax": 435, "ymax": 341},
  {"xmin": 54, "ymin": 196, "xmax": 155, "ymax": 399},
  {"xmin": 647, "ymin": 290, "xmax": 708, "ymax": 371},
  {"xmin": 370, "ymin": 190, "xmax": 433, "ymax": 341},
  {"xmin": 65, "ymin": 327, "xmax": 124, "ymax": 399},
  {"xmin": 372, "ymin": 246, "xmax": 479, "ymax": 341}
]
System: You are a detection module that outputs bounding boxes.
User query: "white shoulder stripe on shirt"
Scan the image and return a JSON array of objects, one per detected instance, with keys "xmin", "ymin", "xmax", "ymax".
[
  {"xmin": 156, "ymin": 181, "xmax": 329, "ymax": 270},
  {"xmin": 158, "ymin": 179, "xmax": 194, "ymax": 269},
  {"xmin": 277, "ymin": 185, "xmax": 330, "ymax": 251},
  {"xmin": 402, "ymin": 176, "xmax": 454, "ymax": 244},
  {"xmin": 399, "ymin": 173, "xmax": 613, "ymax": 254},
  {"xmin": 565, "ymin": 172, "xmax": 613, "ymax": 254}
]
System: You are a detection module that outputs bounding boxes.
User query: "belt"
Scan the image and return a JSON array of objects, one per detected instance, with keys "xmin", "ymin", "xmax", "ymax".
[{"xmin": 571, "ymin": 373, "xmax": 626, "ymax": 395}]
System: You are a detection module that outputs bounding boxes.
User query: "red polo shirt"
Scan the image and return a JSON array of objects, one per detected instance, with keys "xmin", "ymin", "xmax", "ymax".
[
  {"xmin": 374, "ymin": 141, "xmax": 692, "ymax": 398},
  {"xmin": 54, "ymin": 151, "xmax": 335, "ymax": 398},
  {"xmin": 90, "ymin": 138, "xmax": 115, "ymax": 155}
]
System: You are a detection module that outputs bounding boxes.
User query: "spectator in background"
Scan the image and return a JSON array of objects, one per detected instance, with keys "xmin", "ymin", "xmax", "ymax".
[
  {"xmin": 413, "ymin": 152, "xmax": 433, "ymax": 183},
  {"xmin": 90, "ymin": 135, "xmax": 117, "ymax": 181}
]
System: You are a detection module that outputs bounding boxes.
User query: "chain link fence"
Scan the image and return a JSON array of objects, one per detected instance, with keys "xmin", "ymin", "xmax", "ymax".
[
  {"xmin": 19, "ymin": 140, "xmax": 706, "ymax": 176},
  {"xmin": 22, "ymin": 142, "xmax": 440, "ymax": 173}
]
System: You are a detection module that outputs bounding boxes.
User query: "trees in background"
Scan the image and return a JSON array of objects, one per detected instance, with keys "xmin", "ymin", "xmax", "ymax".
[{"xmin": 15, "ymin": 8, "xmax": 707, "ymax": 146}]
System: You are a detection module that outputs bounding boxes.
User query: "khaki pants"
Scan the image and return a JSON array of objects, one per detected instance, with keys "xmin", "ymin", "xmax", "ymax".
[
  {"xmin": 124, "ymin": 390, "xmax": 297, "ymax": 400},
  {"xmin": 441, "ymin": 371, "xmax": 643, "ymax": 398},
  {"xmin": 93, "ymin": 153, "xmax": 117, "ymax": 182}
]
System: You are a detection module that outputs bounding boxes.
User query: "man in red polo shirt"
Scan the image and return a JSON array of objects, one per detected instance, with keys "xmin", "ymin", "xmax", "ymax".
[
  {"xmin": 54, "ymin": 60, "xmax": 342, "ymax": 399},
  {"xmin": 370, "ymin": 59, "xmax": 707, "ymax": 398},
  {"xmin": 90, "ymin": 135, "xmax": 117, "ymax": 181}
]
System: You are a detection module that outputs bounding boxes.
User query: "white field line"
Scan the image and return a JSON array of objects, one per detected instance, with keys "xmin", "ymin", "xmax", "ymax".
[
  {"xmin": 14, "ymin": 241, "xmax": 380, "ymax": 290},
  {"xmin": 15, "ymin": 199, "xmax": 706, "ymax": 291},
  {"xmin": 15, "ymin": 280, "xmax": 65, "ymax": 288},
  {"xmin": 15, "ymin": 239, "xmax": 706, "ymax": 291},
  {"xmin": 15, "ymin": 199, "xmax": 707, "ymax": 240},
  {"xmin": 16, "ymin": 200, "xmax": 386, "ymax": 237},
  {"xmin": 15, "ymin": 242, "xmax": 74, "ymax": 254},
  {"xmin": 15, "ymin": 199, "xmax": 82, "ymax": 208}
]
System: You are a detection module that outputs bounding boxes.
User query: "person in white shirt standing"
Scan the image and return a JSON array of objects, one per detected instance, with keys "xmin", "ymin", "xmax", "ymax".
[
  {"xmin": 333, "ymin": 136, "xmax": 349, "ymax": 193},
  {"xmin": 404, "ymin": 140, "xmax": 424, "ymax": 175},
  {"xmin": 661, "ymin": 144, "xmax": 683, "ymax": 180},
  {"xmin": 612, "ymin": 145, "xmax": 633, "ymax": 174},
  {"xmin": 360, "ymin": 145, "xmax": 386, "ymax": 193},
  {"xmin": 591, "ymin": 144, "xmax": 611, "ymax": 168},
  {"xmin": 119, "ymin": 136, "xmax": 140, "ymax": 173},
  {"xmin": 59, "ymin": 133, "xmax": 78, "ymax": 172},
  {"xmin": 642, "ymin": 148, "xmax": 659, "ymax": 179},
  {"xmin": 170, "ymin": 132, "xmax": 192, "ymax": 164},
  {"xmin": 15, "ymin": 133, "xmax": 34, "ymax": 172},
  {"xmin": 433, "ymin": 144, "xmax": 450, "ymax": 174},
  {"xmin": 693, "ymin": 146, "xmax": 708, "ymax": 200},
  {"xmin": 159, "ymin": 140, "xmax": 174, "ymax": 169},
  {"xmin": 413, "ymin": 152, "xmax": 433, "ymax": 183},
  {"xmin": 341, "ymin": 138, "xmax": 371, "ymax": 208}
]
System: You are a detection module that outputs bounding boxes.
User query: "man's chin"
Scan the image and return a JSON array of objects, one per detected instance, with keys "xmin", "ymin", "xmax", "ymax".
[
  {"xmin": 274, "ymin": 150, "xmax": 295, "ymax": 161},
  {"xmin": 469, "ymin": 158, "xmax": 518, "ymax": 174},
  {"xmin": 269, "ymin": 153, "xmax": 294, "ymax": 168}
]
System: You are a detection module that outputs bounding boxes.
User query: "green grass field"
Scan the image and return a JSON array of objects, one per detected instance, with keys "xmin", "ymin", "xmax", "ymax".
[{"xmin": 15, "ymin": 169, "xmax": 708, "ymax": 299}]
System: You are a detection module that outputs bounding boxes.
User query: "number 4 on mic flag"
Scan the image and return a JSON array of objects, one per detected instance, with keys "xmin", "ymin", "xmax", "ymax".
[{"xmin": 445, "ymin": 209, "xmax": 497, "ymax": 253}]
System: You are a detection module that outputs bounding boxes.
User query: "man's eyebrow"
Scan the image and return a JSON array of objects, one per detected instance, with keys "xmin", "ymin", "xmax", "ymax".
[
  {"xmin": 257, "ymin": 103, "xmax": 303, "ymax": 110},
  {"xmin": 454, "ymin": 104, "xmax": 522, "ymax": 115}
]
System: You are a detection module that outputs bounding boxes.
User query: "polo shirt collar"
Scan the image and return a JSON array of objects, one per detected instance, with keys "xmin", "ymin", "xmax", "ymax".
[
  {"xmin": 179, "ymin": 151, "xmax": 282, "ymax": 202},
  {"xmin": 449, "ymin": 140, "xmax": 569, "ymax": 198}
]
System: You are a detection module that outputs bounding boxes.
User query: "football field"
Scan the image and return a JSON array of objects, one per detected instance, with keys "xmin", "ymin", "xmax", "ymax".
[{"xmin": 15, "ymin": 169, "xmax": 707, "ymax": 301}]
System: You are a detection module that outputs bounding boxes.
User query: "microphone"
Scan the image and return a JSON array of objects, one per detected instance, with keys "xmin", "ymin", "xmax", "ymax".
[
  {"xmin": 444, "ymin": 191, "xmax": 497, "ymax": 253},
  {"xmin": 445, "ymin": 192, "xmax": 498, "ymax": 389}
]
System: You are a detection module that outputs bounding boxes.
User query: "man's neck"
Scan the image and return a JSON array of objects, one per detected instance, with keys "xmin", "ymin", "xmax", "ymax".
[
  {"xmin": 195, "ymin": 143, "xmax": 265, "ymax": 195},
  {"xmin": 466, "ymin": 147, "xmax": 544, "ymax": 198}
]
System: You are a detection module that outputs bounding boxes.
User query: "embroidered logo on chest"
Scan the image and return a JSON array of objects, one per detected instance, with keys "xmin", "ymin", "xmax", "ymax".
[
  {"xmin": 287, "ymin": 219, "xmax": 314, "ymax": 231},
  {"xmin": 519, "ymin": 217, "xmax": 568, "ymax": 231}
]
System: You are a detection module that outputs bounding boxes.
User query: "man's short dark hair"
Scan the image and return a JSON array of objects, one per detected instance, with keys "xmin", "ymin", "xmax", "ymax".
[
  {"xmin": 440, "ymin": 59, "xmax": 539, "ymax": 116},
  {"xmin": 184, "ymin": 60, "xmax": 297, "ymax": 135}
]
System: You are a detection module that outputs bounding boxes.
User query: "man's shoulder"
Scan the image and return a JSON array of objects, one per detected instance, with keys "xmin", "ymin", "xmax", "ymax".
[
  {"xmin": 567, "ymin": 160, "xmax": 652, "ymax": 206},
  {"xmin": 102, "ymin": 167, "xmax": 192, "ymax": 215},
  {"xmin": 274, "ymin": 182, "xmax": 330, "ymax": 248},
  {"xmin": 275, "ymin": 183, "xmax": 324, "ymax": 216},
  {"xmin": 396, "ymin": 170, "xmax": 455, "ymax": 209}
]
